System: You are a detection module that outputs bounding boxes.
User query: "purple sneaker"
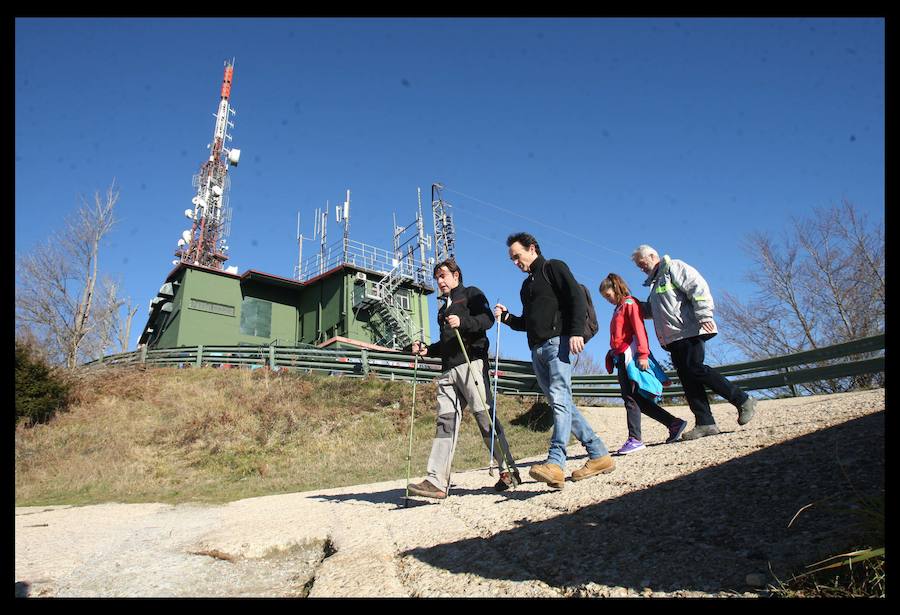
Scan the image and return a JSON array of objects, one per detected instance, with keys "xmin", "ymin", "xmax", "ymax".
[
  {"xmin": 616, "ymin": 437, "xmax": 646, "ymax": 455},
  {"xmin": 667, "ymin": 419, "xmax": 688, "ymax": 443}
]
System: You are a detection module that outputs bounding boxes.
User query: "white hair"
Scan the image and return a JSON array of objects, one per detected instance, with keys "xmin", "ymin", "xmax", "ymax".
[{"xmin": 632, "ymin": 244, "xmax": 658, "ymax": 261}]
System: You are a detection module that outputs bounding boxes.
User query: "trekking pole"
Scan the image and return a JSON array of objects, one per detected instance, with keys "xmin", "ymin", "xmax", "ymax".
[
  {"xmin": 453, "ymin": 328, "xmax": 508, "ymax": 479},
  {"xmin": 488, "ymin": 301, "xmax": 502, "ymax": 477},
  {"xmin": 404, "ymin": 351, "xmax": 420, "ymax": 508}
]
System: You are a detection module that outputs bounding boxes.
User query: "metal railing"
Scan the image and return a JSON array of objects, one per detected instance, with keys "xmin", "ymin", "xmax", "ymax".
[{"xmin": 86, "ymin": 334, "xmax": 883, "ymax": 399}]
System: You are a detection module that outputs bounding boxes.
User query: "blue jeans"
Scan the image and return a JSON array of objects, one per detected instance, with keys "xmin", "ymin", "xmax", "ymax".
[{"xmin": 531, "ymin": 336, "xmax": 608, "ymax": 466}]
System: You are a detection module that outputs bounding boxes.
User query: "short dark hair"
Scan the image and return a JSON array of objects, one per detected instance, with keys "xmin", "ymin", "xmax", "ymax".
[
  {"xmin": 506, "ymin": 232, "xmax": 541, "ymax": 256},
  {"xmin": 433, "ymin": 258, "xmax": 463, "ymax": 284}
]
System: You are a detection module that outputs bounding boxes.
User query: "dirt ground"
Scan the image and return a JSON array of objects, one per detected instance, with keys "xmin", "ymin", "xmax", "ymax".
[{"xmin": 15, "ymin": 388, "xmax": 884, "ymax": 598}]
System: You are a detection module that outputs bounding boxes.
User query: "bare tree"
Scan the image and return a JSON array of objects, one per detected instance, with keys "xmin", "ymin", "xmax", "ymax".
[
  {"xmin": 118, "ymin": 298, "xmax": 140, "ymax": 354},
  {"xmin": 717, "ymin": 201, "xmax": 884, "ymax": 394},
  {"xmin": 15, "ymin": 181, "xmax": 120, "ymax": 368}
]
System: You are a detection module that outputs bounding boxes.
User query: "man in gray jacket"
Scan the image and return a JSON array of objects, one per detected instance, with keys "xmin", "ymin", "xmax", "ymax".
[{"xmin": 632, "ymin": 245, "xmax": 757, "ymax": 440}]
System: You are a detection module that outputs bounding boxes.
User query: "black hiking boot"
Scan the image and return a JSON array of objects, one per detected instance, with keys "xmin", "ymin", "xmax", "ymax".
[{"xmin": 494, "ymin": 468, "xmax": 522, "ymax": 492}]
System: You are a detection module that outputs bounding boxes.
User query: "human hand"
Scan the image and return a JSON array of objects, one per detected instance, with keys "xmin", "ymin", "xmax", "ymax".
[
  {"xmin": 411, "ymin": 341, "xmax": 427, "ymax": 356},
  {"xmin": 494, "ymin": 304, "xmax": 507, "ymax": 320},
  {"xmin": 446, "ymin": 314, "xmax": 461, "ymax": 329},
  {"xmin": 570, "ymin": 336, "xmax": 585, "ymax": 354},
  {"xmin": 701, "ymin": 320, "xmax": 716, "ymax": 334},
  {"xmin": 638, "ymin": 357, "xmax": 649, "ymax": 371}
]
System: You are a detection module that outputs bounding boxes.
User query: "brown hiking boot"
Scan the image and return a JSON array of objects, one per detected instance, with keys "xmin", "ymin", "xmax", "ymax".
[
  {"xmin": 528, "ymin": 463, "xmax": 565, "ymax": 489},
  {"xmin": 571, "ymin": 455, "xmax": 615, "ymax": 481},
  {"xmin": 407, "ymin": 480, "xmax": 447, "ymax": 499}
]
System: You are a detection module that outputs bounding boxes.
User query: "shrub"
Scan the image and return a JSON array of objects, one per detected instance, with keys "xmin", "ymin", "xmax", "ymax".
[{"xmin": 15, "ymin": 341, "xmax": 70, "ymax": 426}]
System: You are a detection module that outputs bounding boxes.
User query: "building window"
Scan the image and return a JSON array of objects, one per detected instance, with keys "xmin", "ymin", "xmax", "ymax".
[
  {"xmin": 189, "ymin": 298, "xmax": 235, "ymax": 317},
  {"xmin": 240, "ymin": 297, "xmax": 272, "ymax": 338},
  {"xmin": 394, "ymin": 290, "xmax": 411, "ymax": 311}
]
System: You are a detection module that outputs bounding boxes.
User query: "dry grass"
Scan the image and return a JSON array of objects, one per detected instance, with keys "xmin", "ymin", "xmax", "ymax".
[{"xmin": 15, "ymin": 366, "xmax": 552, "ymax": 506}]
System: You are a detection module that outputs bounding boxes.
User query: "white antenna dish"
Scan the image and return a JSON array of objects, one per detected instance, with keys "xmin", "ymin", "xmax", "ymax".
[
  {"xmin": 184, "ymin": 209, "xmax": 194, "ymax": 219},
  {"xmin": 171, "ymin": 260, "xmax": 179, "ymax": 266},
  {"xmin": 228, "ymin": 149, "xmax": 241, "ymax": 166},
  {"xmin": 192, "ymin": 196, "xmax": 207, "ymax": 208},
  {"xmin": 212, "ymin": 185, "xmax": 223, "ymax": 197},
  {"xmin": 177, "ymin": 238, "xmax": 186, "ymax": 247},
  {"xmin": 182, "ymin": 230, "xmax": 192, "ymax": 243}
]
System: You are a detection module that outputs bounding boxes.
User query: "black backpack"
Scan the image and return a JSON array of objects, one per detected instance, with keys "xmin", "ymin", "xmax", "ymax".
[{"xmin": 541, "ymin": 261, "xmax": 600, "ymax": 344}]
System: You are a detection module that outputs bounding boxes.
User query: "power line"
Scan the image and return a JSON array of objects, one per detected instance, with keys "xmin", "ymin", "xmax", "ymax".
[{"xmin": 442, "ymin": 186, "xmax": 631, "ymax": 259}]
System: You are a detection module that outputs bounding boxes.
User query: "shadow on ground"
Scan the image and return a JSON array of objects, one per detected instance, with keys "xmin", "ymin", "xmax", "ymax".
[{"xmin": 401, "ymin": 413, "xmax": 885, "ymax": 593}]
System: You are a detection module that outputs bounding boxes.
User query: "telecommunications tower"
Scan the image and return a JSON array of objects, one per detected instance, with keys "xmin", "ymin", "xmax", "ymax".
[
  {"xmin": 175, "ymin": 59, "xmax": 242, "ymax": 271},
  {"xmin": 431, "ymin": 183, "xmax": 456, "ymax": 264}
]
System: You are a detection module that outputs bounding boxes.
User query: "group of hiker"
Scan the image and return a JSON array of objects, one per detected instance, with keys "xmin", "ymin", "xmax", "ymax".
[{"xmin": 406, "ymin": 232, "xmax": 758, "ymax": 500}]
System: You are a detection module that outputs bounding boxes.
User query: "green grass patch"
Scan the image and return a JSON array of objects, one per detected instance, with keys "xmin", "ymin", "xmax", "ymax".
[{"xmin": 16, "ymin": 366, "xmax": 552, "ymax": 506}]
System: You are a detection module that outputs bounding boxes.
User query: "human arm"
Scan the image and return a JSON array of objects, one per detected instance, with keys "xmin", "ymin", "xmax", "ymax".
[
  {"xmin": 669, "ymin": 259, "xmax": 716, "ymax": 325},
  {"xmin": 452, "ymin": 287, "xmax": 494, "ymax": 334},
  {"xmin": 494, "ymin": 303, "xmax": 525, "ymax": 331}
]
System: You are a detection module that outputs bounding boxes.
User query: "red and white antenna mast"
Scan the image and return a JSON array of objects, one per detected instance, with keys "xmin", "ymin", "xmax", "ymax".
[{"xmin": 175, "ymin": 59, "xmax": 242, "ymax": 270}]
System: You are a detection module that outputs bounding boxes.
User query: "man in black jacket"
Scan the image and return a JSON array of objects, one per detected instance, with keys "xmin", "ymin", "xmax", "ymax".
[
  {"xmin": 495, "ymin": 232, "xmax": 614, "ymax": 489},
  {"xmin": 407, "ymin": 259, "xmax": 521, "ymax": 499}
]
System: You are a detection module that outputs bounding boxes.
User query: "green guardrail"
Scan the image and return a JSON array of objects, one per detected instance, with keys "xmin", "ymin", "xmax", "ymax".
[{"xmin": 86, "ymin": 334, "xmax": 884, "ymax": 398}]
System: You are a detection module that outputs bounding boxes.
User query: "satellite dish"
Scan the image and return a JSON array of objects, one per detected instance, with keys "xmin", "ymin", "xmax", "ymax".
[
  {"xmin": 171, "ymin": 260, "xmax": 179, "ymax": 266},
  {"xmin": 228, "ymin": 148, "xmax": 241, "ymax": 166},
  {"xmin": 182, "ymin": 230, "xmax": 192, "ymax": 243},
  {"xmin": 192, "ymin": 196, "xmax": 207, "ymax": 208},
  {"xmin": 212, "ymin": 185, "xmax": 223, "ymax": 196},
  {"xmin": 184, "ymin": 209, "xmax": 194, "ymax": 219},
  {"xmin": 177, "ymin": 239, "xmax": 186, "ymax": 247}
]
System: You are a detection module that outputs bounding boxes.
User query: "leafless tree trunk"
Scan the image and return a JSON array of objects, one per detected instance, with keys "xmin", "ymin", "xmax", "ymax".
[
  {"xmin": 15, "ymin": 181, "xmax": 120, "ymax": 368},
  {"xmin": 117, "ymin": 296, "xmax": 140, "ymax": 353},
  {"xmin": 717, "ymin": 201, "xmax": 884, "ymax": 394}
]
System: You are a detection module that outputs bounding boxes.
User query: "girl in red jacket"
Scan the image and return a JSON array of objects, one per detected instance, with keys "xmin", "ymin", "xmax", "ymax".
[{"xmin": 599, "ymin": 273, "xmax": 688, "ymax": 454}]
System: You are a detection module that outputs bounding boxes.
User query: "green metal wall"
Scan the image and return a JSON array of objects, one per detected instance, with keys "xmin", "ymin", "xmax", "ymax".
[
  {"xmin": 148, "ymin": 265, "xmax": 431, "ymax": 349},
  {"xmin": 173, "ymin": 268, "xmax": 245, "ymax": 346}
]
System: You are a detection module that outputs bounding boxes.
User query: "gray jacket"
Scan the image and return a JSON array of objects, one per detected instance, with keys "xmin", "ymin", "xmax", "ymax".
[{"xmin": 640, "ymin": 255, "xmax": 717, "ymax": 349}]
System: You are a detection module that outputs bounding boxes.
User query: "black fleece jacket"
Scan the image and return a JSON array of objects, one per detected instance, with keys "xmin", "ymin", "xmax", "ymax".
[
  {"xmin": 500, "ymin": 255, "xmax": 586, "ymax": 350},
  {"xmin": 425, "ymin": 283, "xmax": 494, "ymax": 371}
]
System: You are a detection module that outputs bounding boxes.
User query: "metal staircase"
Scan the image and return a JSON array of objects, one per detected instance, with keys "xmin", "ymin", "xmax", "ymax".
[{"xmin": 360, "ymin": 264, "xmax": 414, "ymax": 349}]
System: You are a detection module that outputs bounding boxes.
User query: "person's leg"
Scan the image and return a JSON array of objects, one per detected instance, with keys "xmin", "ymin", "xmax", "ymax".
[
  {"xmin": 423, "ymin": 370, "xmax": 464, "ymax": 491},
  {"xmin": 531, "ymin": 338, "xmax": 570, "ymax": 466},
  {"xmin": 547, "ymin": 337, "xmax": 609, "ymax": 460},
  {"xmin": 460, "ymin": 359, "xmax": 512, "ymax": 472},
  {"xmin": 616, "ymin": 359, "xmax": 644, "ymax": 441},
  {"xmin": 668, "ymin": 338, "xmax": 716, "ymax": 426},
  {"xmin": 633, "ymin": 389, "xmax": 681, "ymax": 430},
  {"xmin": 683, "ymin": 337, "xmax": 749, "ymax": 407}
]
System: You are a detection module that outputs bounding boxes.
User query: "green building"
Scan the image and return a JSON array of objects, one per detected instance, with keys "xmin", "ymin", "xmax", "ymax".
[{"xmin": 139, "ymin": 254, "xmax": 434, "ymax": 352}]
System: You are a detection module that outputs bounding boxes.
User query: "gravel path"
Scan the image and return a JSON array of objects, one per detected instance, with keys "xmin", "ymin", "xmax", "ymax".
[{"xmin": 15, "ymin": 388, "xmax": 884, "ymax": 598}]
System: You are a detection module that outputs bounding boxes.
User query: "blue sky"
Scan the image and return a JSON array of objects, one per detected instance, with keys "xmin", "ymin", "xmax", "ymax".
[{"xmin": 15, "ymin": 17, "xmax": 884, "ymax": 362}]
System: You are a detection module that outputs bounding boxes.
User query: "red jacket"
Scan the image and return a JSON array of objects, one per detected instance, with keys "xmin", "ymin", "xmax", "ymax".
[{"xmin": 605, "ymin": 296, "xmax": 650, "ymax": 373}]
